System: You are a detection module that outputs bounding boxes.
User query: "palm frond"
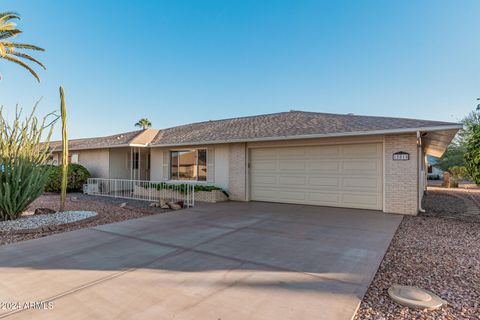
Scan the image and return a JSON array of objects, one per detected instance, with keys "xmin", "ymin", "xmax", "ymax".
[
  {"xmin": 1, "ymin": 42, "xmax": 44, "ymax": 51},
  {"xmin": 0, "ymin": 12, "xmax": 20, "ymax": 23},
  {"xmin": 1, "ymin": 54, "xmax": 40, "ymax": 82},
  {"xmin": 0, "ymin": 22, "xmax": 17, "ymax": 32},
  {"xmin": 11, "ymin": 52, "xmax": 45, "ymax": 69},
  {"xmin": 0, "ymin": 29, "xmax": 21, "ymax": 40}
]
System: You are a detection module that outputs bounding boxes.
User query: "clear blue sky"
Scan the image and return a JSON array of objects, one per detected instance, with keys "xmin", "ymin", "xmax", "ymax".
[{"xmin": 1, "ymin": 0, "xmax": 479, "ymax": 140}]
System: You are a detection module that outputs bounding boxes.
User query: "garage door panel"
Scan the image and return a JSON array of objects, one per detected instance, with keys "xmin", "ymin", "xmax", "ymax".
[
  {"xmin": 307, "ymin": 192, "xmax": 341, "ymax": 204},
  {"xmin": 343, "ymin": 160, "xmax": 380, "ymax": 173},
  {"xmin": 278, "ymin": 191, "xmax": 307, "ymax": 201},
  {"xmin": 307, "ymin": 146, "xmax": 340, "ymax": 158},
  {"xmin": 341, "ymin": 193, "xmax": 381, "ymax": 207},
  {"xmin": 251, "ymin": 175, "xmax": 277, "ymax": 186},
  {"xmin": 251, "ymin": 160, "xmax": 277, "ymax": 171},
  {"xmin": 278, "ymin": 176, "xmax": 307, "ymax": 186},
  {"xmin": 308, "ymin": 161, "xmax": 340, "ymax": 172},
  {"xmin": 308, "ymin": 176, "xmax": 340, "ymax": 188},
  {"xmin": 342, "ymin": 177, "xmax": 379, "ymax": 189},
  {"xmin": 250, "ymin": 188, "xmax": 278, "ymax": 200},
  {"xmin": 250, "ymin": 143, "xmax": 383, "ymax": 210},
  {"xmin": 278, "ymin": 161, "xmax": 306, "ymax": 171},
  {"xmin": 342, "ymin": 144, "xmax": 381, "ymax": 158},
  {"xmin": 278, "ymin": 147, "xmax": 307, "ymax": 159},
  {"xmin": 251, "ymin": 148, "xmax": 277, "ymax": 160}
]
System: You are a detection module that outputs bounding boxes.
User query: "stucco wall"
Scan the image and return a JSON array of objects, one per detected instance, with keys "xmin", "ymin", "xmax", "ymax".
[
  {"xmin": 73, "ymin": 149, "xmax": 110, "ymax": 178},
  {"xmin": 150, "ymin": 148, "xmax": 168, "ymax": 181},
  {"xmin": 214, "ymin": 144, "xmax": 229, "ymax": 191},
  {"xmin": 109, "ymin": 147, "xmax": 130, "ymax": 179},
  {"xmin": 384, "ymin": 133, "xmax": 419, "ymax": 215},
  {"xmin": 228, "ymin": 143, "xmax": 247, "ymax": 201}
]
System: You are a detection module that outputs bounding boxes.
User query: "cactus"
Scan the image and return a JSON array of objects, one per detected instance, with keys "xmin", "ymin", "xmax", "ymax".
[
  {"xmin": 0, "ymin": 105, "xmax": 57, "ymax": 220},
  {"xmin": 59, "ymin": 86, "xmax": 68, "ymax": 212}
]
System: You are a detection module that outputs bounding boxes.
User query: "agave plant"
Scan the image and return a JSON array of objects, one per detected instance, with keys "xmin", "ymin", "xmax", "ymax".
[{"xmin": 0, "ymin": 12, "xmax": 45, "ymax": 82}]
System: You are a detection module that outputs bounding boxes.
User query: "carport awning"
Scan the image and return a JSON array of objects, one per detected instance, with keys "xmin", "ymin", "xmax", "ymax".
[{"xmin": 422, "ymin": 128, "xmax": 461, "ymax": 158}]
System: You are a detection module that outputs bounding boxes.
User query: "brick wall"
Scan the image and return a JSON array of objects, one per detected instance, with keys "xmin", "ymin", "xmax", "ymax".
[
  {"xmin": 228, "ymin": 143, "xmax": 247, "ymax": 201},
  {"xmin": 384, "ymin": 133, "xmax": 419, "ymax": 215}
]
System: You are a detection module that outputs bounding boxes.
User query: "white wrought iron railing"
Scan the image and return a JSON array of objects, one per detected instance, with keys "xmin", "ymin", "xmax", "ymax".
[{"xmin": 84, "ymin": 178, "xmax": 195, "ymax": 207}]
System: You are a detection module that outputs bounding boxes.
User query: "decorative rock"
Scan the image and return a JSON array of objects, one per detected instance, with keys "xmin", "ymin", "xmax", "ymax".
[
  {"xmin": 34, "ymin": 208, "xmax": 56, "ymax": 215},
  {"xmin": 119, "ymin": 202, "xmax": 127, "ymax": 208},
  {"xmin": 167, "ymin": 202, "xmax": 182, "ymax": 210},
  {"xmin": 149, "ymin": 202, "xmax": 159, "ymax": 207},
  {"xmin": 70, "ymin": 196, "xmax": 78, "ymax": 202},
  {"xmin": 0, "ymin": 211, "xmax": 97, "ymax": 232}
]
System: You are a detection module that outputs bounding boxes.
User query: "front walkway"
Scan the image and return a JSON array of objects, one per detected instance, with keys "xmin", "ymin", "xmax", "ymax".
[{"xmin": 0, "ymin": 202, "xmax": 402, "ymax": 320}]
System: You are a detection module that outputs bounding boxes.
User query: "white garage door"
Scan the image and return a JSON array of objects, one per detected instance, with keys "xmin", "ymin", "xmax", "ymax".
[{"xmin": 250, "ymin": 143, "xmax": 383, "ymax": 210}]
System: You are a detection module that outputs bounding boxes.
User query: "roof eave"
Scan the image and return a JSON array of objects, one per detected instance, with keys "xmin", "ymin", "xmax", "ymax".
[
  {"xmin": 50, "ymin": 144, "xmax": 133, "ymax": 152},
  {"xmin": 149, "ymin": 124, "xmax": 463, "ymax": 147}
]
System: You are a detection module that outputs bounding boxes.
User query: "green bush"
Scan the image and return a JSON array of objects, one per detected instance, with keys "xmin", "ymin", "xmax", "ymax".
[
  {"xmin": 465, "ymin": 124, "xmax": 480, "ymax": 184},
  {"xmin": 448, "ymin": 166, "xmax": 470, "ymax": 180},
  {"xmin": 44, "ymin": 164, "xmax": 91, "ymax": 192},
  {"xmin": 146, "ymin": 183, "xmax": 228, "ymax": 197}
]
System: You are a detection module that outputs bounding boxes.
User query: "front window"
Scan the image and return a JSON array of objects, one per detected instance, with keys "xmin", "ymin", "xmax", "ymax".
[
  {"xmin": 170, "ymin": 149, "xmax": 207, "ymax": 181},
  {"xmin": 68, "ymin": 153, "xmax": 79, "ymax": 164}
]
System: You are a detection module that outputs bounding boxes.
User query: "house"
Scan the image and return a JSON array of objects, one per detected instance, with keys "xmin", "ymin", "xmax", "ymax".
[
  {"xmin": 49, "ymin": 111, "xmax": 462, "ymax": 215},
  {"xmin": 48, "ymin": 129, "xmax": 159, "ymax": 180},
  {"xmin": 426, "ymin": 155, "xmax": 444, "ymax": 179}
]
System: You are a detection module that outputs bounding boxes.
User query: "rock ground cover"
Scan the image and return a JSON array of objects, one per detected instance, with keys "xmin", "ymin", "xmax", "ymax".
[
  {"xmin": 0, "ymin": 193, "xmax": 168, "ymax": 246},
  {"xmin": 0, "ymin": 211, "xmax": 97, "ymax": 231},
  {"xmin": 355, "ymin": 188, "xmax": 480, "ymax": 319}
]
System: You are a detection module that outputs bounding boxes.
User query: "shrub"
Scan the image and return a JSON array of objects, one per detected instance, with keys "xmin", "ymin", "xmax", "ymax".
[
  {"xmin": 0, "ymin": 106, "xmax": 57, "ymax": 221},
  {"xmin": 146, "ymin": 183, "xmax": 229, "ymax": 197},
  {"xmin": 44, "ymin": 164, "xmax": 91, "ymax": 192},
  {"xmin": 464, "ymin": 124, "xmax": 480, "ymax": 184},
  {"xmin": 448, "ymin": 166, "xmax": 470, "ymax": 180}
]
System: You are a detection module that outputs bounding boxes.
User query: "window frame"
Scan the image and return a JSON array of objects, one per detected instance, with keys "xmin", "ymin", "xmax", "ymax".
[{"xmin": 170, "ymin": 149, "xmax": 207, "ymax": 181}]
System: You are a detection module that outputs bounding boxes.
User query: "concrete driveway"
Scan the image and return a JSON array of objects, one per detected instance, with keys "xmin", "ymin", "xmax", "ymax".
[{"xmin": 0, "ymin": 201, "xmax": 402, "ymax": 320}]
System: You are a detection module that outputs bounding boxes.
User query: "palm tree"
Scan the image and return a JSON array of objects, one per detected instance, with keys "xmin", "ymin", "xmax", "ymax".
[
  {"xmin": 0, "ymin": 12, "xmax": 45, "ymax": 82},
  {"xmin": 135, "ymin": 118, "xmax": 152, "ymax": 129}
]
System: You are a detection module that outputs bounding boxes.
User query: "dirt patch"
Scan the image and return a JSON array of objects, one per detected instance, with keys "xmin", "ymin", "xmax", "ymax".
[{"xmin": 0, "ymin": 193, "xmax": 169, "ymax": 246}]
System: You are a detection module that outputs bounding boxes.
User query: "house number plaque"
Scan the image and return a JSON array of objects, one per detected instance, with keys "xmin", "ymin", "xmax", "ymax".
[{"xmin": 392, "ymin": 151, "xmax": 409, "ymax": 161}]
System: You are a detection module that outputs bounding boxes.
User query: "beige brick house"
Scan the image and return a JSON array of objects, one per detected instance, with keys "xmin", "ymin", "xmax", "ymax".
[{"xmin": 50, "ymin": 111, "xmax": 461, "ymax": 215}]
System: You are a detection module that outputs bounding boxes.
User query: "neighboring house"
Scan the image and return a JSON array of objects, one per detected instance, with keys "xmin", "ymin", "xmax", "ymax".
[
  {"xmin": 427, "ymin": 155, "xmax": 444, "ymax": 179},
  {"xmin": 49, "ymin": 111, "xmax": 462, "ymax": 215}
]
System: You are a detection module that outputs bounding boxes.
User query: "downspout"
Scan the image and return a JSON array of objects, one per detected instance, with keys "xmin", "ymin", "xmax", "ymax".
[{"xmin": 417, "ymin": 131, "xmax": 426, "ymax": 213}]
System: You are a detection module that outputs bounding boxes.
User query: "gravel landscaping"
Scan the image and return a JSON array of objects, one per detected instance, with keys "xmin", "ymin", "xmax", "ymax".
[
  {"xmin": 0, "ymin": 211, "xmax": 97, "ymax": 232},
  {"xmin": 0, "ymin": 193, "xmax": 169, "ymax": 246},
  {"xmin": 355, "ymin": 188, "xmax": 480, "ymax": 320}
]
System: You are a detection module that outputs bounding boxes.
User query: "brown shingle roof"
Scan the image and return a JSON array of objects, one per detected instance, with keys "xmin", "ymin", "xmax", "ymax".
[
  {"xmin": 150, "ymin": 111, "xmax": 461, "ymax": 146},
  {"xmin": 50, "ymin": 129, "xmax": 159, "ymax": 151}
]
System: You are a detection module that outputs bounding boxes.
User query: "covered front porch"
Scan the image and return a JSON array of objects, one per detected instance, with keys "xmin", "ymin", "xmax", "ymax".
[{"xmin": 108, "ymin": 146, "xmax": 151, "ymax": 181}]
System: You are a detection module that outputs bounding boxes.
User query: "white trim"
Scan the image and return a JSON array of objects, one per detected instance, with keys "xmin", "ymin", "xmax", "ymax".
[
  {"xmin": 150, "ymin": 125, "xmax": 462, "ymax": 148},
  {"xmin": 129, "ymin": 143, "xmax": 149, "ymax": 147},
  {"xmin": 51, "ymin": 143, "xmax": 150, "ymax": 152},
  {"xmin": 382, "ymin": 136, "xmax": 386, "ymax": 213},
  {"xmin": 245, "ymin": 145, "xmax": 250, "ymax": 201}
]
